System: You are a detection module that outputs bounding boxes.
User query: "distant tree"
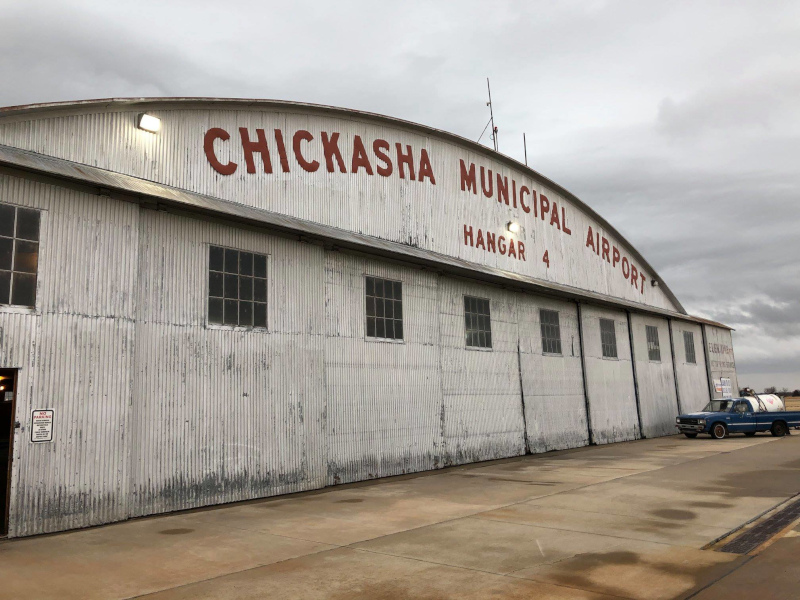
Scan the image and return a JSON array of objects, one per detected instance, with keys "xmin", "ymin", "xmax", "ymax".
[
  {"xmin": 792, "ymin": 389, "xmax": 800, "ymax": 396},
  {"xmin": 763, "ymin": 386, "xmax": 777, "ymax": 394}
]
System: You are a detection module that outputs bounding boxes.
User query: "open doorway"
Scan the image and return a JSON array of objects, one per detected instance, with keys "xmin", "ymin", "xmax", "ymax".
[{"xmin": 0, "ymin": 368, "xmax": 17, "ymax": 536}]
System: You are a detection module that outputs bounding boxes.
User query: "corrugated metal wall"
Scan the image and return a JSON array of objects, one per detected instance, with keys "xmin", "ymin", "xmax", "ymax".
[
  {"xmin": 0, "ymin": 107, "xmax": 679, "ymax": 312},
  {"xmin": 673, "ymin": 322, "xmax": 711, "ymax": 413},
  {"xmin": 0, "ymin": 171, "xmax": 728, "ymax": 536},
  {"xmin": 630, "ymin": 314, "xmax": 680, "ymax": 438},
  {"xmin": 580, "ymin": 305, "xmax": 641, "ymax": 444},
  {"xmin": 519, "ymin": 297, "xmax": 589, "ymax": 453},
  {"xmin": 706, "ymin": 326, "xmax": 739, "ymax": 398}
]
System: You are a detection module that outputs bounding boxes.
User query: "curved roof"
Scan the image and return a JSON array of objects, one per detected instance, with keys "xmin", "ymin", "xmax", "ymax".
[{"xmin": 0, "ymin": 97, "xmax": 689, "ymax": 316}]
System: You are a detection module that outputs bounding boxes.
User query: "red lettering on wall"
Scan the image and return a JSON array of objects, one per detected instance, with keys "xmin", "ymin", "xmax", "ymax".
[
  {"xmin": 396, "ymin": 144, "xmax": 416, "ymax": 180},
  {"xmin": 639, "ymin": 274, "xmax": 646, "ymax": 294},
  {"xmin": 612, "ymin": 247, "xmax": 620, "ymax": 267},
  {"xmin": 622, "ymin": 256, "xmax": 630, "ymax": 279},
  {"xmin": 518, "ymin": 241, "xmax": 526, "ymax": 261},
  {"xmin": 239, "ymin": 128, "xmax": 272, "ymax": 174},
  {"xmin": 511, "ymin": 180, "xmax": 518, "ymax": 208},
  {"xmin": 373, "ymin": 139, "xmax": 393, "ymax": 177},
  {"xmin": 586, "ymin": 226, "xmax": 596, "ymax": 252},
  {"xmin": 463, "ymin": 224, "xmax": 474, "ymax": 246},
  {"xmin": 351, "ymin": 135, "xmax": 373, "ymax": 175},
  {"xmin": 293, "ymin": 130, "xmax": 320, "ymax": 172},
  {"xmin": 460, "ymin": 160, "xmax": 477, "ymax": 194},
  {"xmin": 486, "ymin": 231, "xmax": 496, "ymax": 253},
  {"xmin": 418, "ymin": 149, "xmax": 436, "ymax": 184},
  {"xmin": 480, "ymin": 167, "xmax": 494, "ymax": 198},
  {"xmin": 601, "ymin": 237, "xmax": 610, "ymax": 262},
  {"xmin": 631, "ymin": 265, "xmax": 639, "ymax": 288},
  {"xmin": 550, "ymin": 201, "xmax": 561, "ymax": 230},
  {"xmin": 204, "ymin": 128, "xmax": 237, "ymax": 175},
  {"xmin": 519, "ymin": 186, "xmax": 531, "ymax": 213},
  {"xmin": 321, "ymin": 132, "xmax": 346, "ymax": 173},
  {"xmin": 540, "ymin": 194, "xmax": 550, "ymax": 221},
  {"xmin": 561, "ymin": 206, "xmax": 571, "ymax": 235},
  {"xmin": 476, "ymin": 228, "xmax": 486, "ymax": 250},
  {"xmin": 498, "ymin": 236, "xmax": 507, "ymax": 255},
  {"xmin": 274, "ymin": 129, "xmax": 290, "ymax": 172},
  {"xmin": 507, "ymin": 238, "xmax": 517, "ymax": 258},
  {"xmin": 496, "ymin": 174, "xmax": 509, "ymax": 205}
]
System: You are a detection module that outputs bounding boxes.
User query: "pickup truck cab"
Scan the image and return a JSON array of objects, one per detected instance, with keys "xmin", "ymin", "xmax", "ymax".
[{"xmin": 676, "ymin": 398, "xmax": 800, "ymax": 439}]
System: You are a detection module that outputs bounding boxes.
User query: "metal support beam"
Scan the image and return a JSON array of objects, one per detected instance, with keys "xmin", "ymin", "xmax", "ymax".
[
  {"xmin": 667, "ymin": 318, "xmax": 683, "ymax": 415},
  {"xmin": 575, "ymin": 302, "xmax": 594, "ymax": 445},
  {"xmin": 626, "ymin": 311, "xmax": 645, "ymax": 439},
  {"xmin": 700, "ymin": 323, "xmax": 715, "ymax": 400}
]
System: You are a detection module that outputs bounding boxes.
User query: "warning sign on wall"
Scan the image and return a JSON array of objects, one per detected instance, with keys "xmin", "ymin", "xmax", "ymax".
[
  {"xmin": 31, "ymin": 410, "xmax": 53, "ymax": 443},
  {"xmin": 721, "ymin": 378, "xmax": 733, "ymax": 398}
]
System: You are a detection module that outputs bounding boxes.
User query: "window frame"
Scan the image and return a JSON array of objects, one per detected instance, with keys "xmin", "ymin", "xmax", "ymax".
[
  {"xmin": 0, "ymin": 203, "xmax": 42, "ymax": 312},
  {"xmin": 683, "ymin": 330, "xmax": 697, "ymax": 364},
  {"xmin": 539, "ymin": 308, "xmax": 562, "ymax": 355},
  {"xmin": 365, "ymin": 275, "xmax": 404, "ymax": 342},
  {"xmin": 464, "ymin": 295, "xmax": 492, "ymax": 350},
  {"xmin": 206, "ymin": 244, "xmax": 269, "ymax": 331},
  {"xmin": 645, "ymin": 324, "xmax": 661, "ymax": 362},
  {"xmin": 599, "ymin": 318, "xmax": 618, "ymax": 359}
]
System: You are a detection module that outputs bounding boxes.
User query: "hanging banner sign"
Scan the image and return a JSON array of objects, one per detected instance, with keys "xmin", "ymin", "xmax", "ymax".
[
  {"xmin": 721, "ymin": 378, "xmax": 733, "ymax": 398},
  {"xmin": 31, "ymin": 409, "xmax": 54, "ymax": 443}
]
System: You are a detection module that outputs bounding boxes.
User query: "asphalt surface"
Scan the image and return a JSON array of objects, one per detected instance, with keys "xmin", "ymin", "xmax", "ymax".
[{"xmin": 1, "ymin": 433, "xmax": 798, "ymax": 599}]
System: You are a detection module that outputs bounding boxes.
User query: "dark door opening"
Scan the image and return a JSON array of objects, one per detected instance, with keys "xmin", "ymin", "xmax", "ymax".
[{"xmin": 0, "ymin": 368, "xmax": 17, "ymax": 536}]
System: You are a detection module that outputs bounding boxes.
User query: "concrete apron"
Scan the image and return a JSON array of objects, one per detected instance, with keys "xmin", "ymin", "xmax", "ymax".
[{"xmin": 0, "ymin": 434, "xmax": 798, "ymax": 600}]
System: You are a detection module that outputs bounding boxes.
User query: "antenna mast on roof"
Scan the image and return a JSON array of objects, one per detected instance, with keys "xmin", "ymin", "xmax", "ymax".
[{"xmin": 486, "ymin": 78, "xmax": 498, "ymax": 152}]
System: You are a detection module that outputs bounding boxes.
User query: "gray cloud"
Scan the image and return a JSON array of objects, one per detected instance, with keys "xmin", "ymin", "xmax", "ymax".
[{"xmin": 1, "ymin": 0, "xmax": 798, "ymax": 389}]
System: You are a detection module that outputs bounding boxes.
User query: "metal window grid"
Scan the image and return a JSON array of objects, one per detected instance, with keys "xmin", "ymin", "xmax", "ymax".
[
  {"xmin": 464, "ymin": 296, "xmax": 492, "ymax": 349},
  {"xmin": 599, "ymin": 318, "xmax": 618, "ymax": 358},
  {"xmin": 366, "ymin": 276, "xmax": 403, "ymax": 340},
  {"xmin": 683, "ymin": 330, "xmax": 696, "ymax": 364},
  {"xmin": 539, "ymin": 309, "xmax": 562, "ymax": 354},
  {"xmin": 646, "ymin": 325, "xmax": 661, "ymax": 361},
  {"xmin": 0, "ymin": 203, "xmax": 40, "ymax": 308},
  {"xmin": 207, "ymin": 245, "xmax": 268, "ymax": 328}
]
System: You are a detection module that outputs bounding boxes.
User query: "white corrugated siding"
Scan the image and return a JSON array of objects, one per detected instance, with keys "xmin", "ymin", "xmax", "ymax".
[
  {"xmin": 673, "ymin": 322, "xmax": 711, "ymax": 413},
  {"xmin": 0, "ymin": 168, "xmax": 729, "ymax": 537},
  {"xmin": 519, "ymin": 296, "xmax": 589, "ymax": 452},
  {"xmin": 580, "ymin": 305, "xmax": 640, "ymax": 444},
  {"xmin": 630, "ymin": 314, "xmax": 680, "ymax": 438},
  {"xmin": 0, "ymin": 107, "xmax": 678, "ymax": 312}
]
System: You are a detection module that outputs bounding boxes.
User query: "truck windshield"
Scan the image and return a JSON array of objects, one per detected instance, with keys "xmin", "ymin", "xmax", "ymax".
[{"xmin": 702, "ymin": 400, "xmax": 735, "ymax": 412}]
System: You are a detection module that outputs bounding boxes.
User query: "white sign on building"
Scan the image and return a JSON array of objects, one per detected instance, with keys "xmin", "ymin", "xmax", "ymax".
[{"xmin": 31, "ymin": 409, "xmax": 54, "ymax": 443}]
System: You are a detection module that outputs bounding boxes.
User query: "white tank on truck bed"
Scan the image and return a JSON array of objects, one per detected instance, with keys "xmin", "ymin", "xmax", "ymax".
[{"xmin": 744, "ymin": 395, "xmax": 785, "ymax": 412}]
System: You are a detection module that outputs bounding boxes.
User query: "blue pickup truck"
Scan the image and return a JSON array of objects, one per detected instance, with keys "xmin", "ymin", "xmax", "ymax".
[{"xmin": 676, "ymin": 398, "xmax": 800, "ymax": 439}]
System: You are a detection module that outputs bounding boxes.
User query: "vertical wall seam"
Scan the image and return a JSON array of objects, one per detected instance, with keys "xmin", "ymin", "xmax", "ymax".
[
  {"xmin": 626, "ymin": 310, "xmax": 644, "ymax": 439},
  {"xmin": 575, "ymin": 302, "xmax": 594, "ymax": 445},
  {"xmin": 667, "ymin": 318, "xmax": 682, "ymax": 414}
]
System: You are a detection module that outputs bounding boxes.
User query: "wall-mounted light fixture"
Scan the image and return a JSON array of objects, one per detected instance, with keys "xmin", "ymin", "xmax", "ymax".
[
  {"xmin": 137, "ymin": 113, "xmax": 161, "ymax": 133},
  {"xmin": 651, "ymin": 279, "xmax": 659, "ymax": 287},
  {"xmin": 506, "ymin": 221, "xmax": 520, "ymax": 234}
]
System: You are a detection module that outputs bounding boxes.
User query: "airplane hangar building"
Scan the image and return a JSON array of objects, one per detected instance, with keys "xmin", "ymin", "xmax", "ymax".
[{"xmin": 0, "ymin": 98, "xmax": 738, "ymax": 537}]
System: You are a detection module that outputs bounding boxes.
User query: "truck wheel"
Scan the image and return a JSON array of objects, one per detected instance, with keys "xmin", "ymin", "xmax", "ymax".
[
  {"xmin": 771, "ymin": 422, "xmax": 788, "ymax": 437},
  {"xmin": 684, "ymin": 433, "xmax": 698, "ymax": 438},
  {"xmin": 711, "ymin": 423, "xmax": 727, "ymax": 439},
  {"xmin": 744, "ymin": 432, "xmax": 756, "ymax": 437}
]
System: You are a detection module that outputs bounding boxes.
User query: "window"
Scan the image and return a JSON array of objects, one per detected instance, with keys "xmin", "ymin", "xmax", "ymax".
[
  {"xmin": 599, "ymin": 318, "xmax": 618, "ymax": 358},
  {"xmin": 465, "ymin": 296, "xmax": 492, "ymax": 349},
  {"xmin": 0, "ymin": 204, "xmax": 40, "ymax": 308},
  {"xmin": 207, "ymin": 245, "xmax": 267, "ymax": 328},
  {"xmin": 646, "ymin": 325, "xmax": 661, "ymax": 361},
  {"xmin": 683, "ymin": 330, "xmax": 696, "ymax": 364},
  {"xmin": 539, "ymin": 309, "xmax": 562, "ymax": 354},
  {"xmin": 366, "ymin": 276, "xmax": 403, "ymax": 340}
]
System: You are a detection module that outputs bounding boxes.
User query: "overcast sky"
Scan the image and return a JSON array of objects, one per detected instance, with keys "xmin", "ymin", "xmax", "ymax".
[{"xmin": 1, "ymin": 0, "xmax": 798, "ymax": 391}]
